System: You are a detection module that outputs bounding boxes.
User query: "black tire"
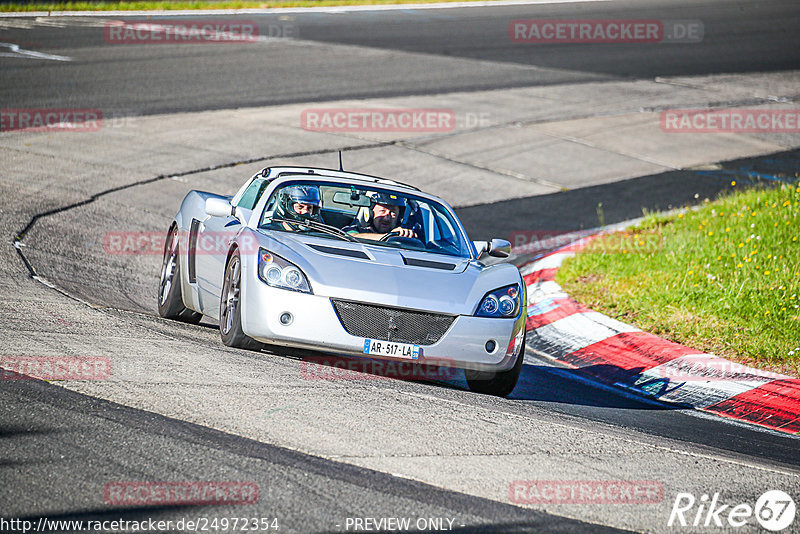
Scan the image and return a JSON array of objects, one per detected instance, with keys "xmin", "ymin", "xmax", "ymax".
[
  {"xmin": 465, "ymin": 331, "xmax": 526, "ymax": 397},
  {"xmin": 219, "ymin": 249, "xmax": 262, "ymax": 351},
  {"xmin": 158, "ymin": 226, "xmax": 202, "ymax": 324}
]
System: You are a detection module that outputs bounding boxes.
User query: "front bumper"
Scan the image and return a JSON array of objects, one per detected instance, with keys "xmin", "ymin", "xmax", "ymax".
[{"xmin": 241, "ymin": 272, "xmax": 525, "ymax": 373}]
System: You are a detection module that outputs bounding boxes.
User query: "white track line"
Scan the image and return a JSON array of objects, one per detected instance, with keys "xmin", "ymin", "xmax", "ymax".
[{"xmin": 0, "ymin": 42, "xmax": 72, "ymax": 61}]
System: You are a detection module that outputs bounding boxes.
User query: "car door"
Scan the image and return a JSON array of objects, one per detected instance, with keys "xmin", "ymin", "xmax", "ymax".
[
  {"xmin": 194, "ymin": 177, "xmax": 271, "ymax": 309},
  {"xmin": 193, "ymin": 205, "xmax": 242, "ymax": 309}
]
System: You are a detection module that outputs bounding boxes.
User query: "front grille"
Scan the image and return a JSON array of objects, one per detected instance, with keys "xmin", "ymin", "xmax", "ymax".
[{"xmin": 331, "ymin": 299, "xmax": 455, "ymax": 345}]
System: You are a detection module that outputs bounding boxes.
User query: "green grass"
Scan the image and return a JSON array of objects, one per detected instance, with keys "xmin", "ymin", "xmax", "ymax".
[
  {"xmin": 556, "ymin": 181, "xmax": 800, "ymax": 376},
  {"xmin": 1, "ymin": 0, "xmax": 500, "ymax": 12}
]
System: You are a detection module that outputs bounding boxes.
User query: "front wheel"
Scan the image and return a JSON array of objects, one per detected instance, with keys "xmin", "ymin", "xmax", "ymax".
[
  {"xmin": 219, "ymin": 249, "xmax": 262, "ymax": 351},
  {"xmin": 465, "ymin": 331, "xmax": 526, "ymax": 397},
  {"xmin": 158, "ymin": 226, "xmax": 202, "ymax": 324}
]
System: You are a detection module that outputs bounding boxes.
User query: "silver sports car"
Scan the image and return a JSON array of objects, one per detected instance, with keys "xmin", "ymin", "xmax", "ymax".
[{"xmin": 158, "ymin": 166, "xmax": 526, "ymax": 396}]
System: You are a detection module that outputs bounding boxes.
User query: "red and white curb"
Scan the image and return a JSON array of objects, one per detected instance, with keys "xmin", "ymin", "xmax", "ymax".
[{"xmin": 520, "ymin": 238, "xmax": 800, "ymax": 435}]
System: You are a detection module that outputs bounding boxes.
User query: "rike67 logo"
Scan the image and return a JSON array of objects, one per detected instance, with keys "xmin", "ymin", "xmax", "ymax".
[{"xmin": 669, "ymin": 490, "xmax": 796, "ymax": 531}]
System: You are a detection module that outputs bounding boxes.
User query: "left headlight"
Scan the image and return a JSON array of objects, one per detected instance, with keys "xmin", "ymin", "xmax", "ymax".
[
  {"xmin": 258, "ymin": 248, "xmax": 312, "ymax": 294},
  {"xmin": 475, "ymin": 284, "xmax": 521, "ymax": 318}
]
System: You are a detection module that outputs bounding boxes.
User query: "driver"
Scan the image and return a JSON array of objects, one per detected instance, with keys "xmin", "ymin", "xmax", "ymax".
[
  {"xmin": 273, "ymin": 185, "xmax": 323, "ymax": 228},
  {"xmin": 343, "ymin": 192, "xmax": 416, "ymax": 240}
]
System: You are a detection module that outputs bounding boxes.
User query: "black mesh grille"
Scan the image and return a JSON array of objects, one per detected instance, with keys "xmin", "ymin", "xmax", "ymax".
[{"xmin": 331, "ymin": 299, "xmax": 455, "ymax": 345}]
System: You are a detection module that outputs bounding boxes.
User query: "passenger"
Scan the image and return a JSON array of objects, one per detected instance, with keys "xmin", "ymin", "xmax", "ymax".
[
  {"xmin": 273, "ymin": 185, "xmax": 322, "ymax": 229},
  {"xmin": 343, "ymin": 192, "xmax": 417, "ymax": 240}
]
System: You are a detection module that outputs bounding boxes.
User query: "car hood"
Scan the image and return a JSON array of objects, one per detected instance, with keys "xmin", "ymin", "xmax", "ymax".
[{"xmin": 255, "ymin": 230, "xmax": 520, "ymax": 315}]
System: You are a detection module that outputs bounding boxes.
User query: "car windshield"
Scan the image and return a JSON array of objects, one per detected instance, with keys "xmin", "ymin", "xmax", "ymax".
[{"xmin": 258, "ymin": 180, "xmax": 471, "ymax": 258}]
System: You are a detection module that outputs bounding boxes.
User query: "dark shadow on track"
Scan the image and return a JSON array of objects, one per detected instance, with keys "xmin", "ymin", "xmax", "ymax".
[
  {"xmin": 0, "ymin": 423, "xmax": 62, "ymax": 439},
  {"xmin": 282, "ymin": 350, "xmax": 681, "ymax": 411},
  {"xmin": 456, "ymin": 148, "xmax": 800, "ymax": 241},
  {"xmin": 510, "ymin": 363, "xmax": 686, "ymax": 410},
  {"xmin": 292, "ymin": 1, "xmax": 800, "ymax": 79},
  {"xmin": 0, "ymin": 373, "xmax": 624, "ymax": 533}
]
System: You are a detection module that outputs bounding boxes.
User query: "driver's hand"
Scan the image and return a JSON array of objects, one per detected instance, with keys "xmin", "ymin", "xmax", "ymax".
[{"xmin": 389, "ymin": 227, "xmax": 415, "ymax": 238}]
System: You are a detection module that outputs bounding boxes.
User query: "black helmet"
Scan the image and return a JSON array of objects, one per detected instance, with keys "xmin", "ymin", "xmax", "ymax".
[
  {"xmin": 361, "ymin": 191, "xmax": 407, "ymax": 233},
  {"xmin": 371, "ymin": 191, "xmax": 406, "ymax": 220},
  {"xmin": 371, "ymin": 191, "xmax": 407, "ymax": 209},
  {"xmin": 276, "ymin": 185, "xmax": 322, "ymax": 222}
]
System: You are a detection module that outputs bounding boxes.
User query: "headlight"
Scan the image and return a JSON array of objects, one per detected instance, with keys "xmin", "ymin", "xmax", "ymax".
[
  {"xmin": 258, "ymin": 249, "xmax": 312, "ymax": 293},
  {"xmin": 476, "ymin": 284, "xmax": 520, "ymax": 318}
]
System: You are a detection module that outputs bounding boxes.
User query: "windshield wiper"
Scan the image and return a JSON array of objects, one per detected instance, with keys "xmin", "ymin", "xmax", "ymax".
[{"xmin": 269, "ymin": 218, "xmax": 358, "ymax": 242}]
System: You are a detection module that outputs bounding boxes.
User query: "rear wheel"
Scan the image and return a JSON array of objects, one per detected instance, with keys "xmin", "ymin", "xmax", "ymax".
[
  {"xmin": 465, "ymin": 331, "xmax": 525, "ymax": 397},
  {"xmin": 158, "ymin": 226, "xmax": 202, "ymax": 323},
  {"xmin": 220, "ymin": 249, "xmax": 262, "ymax": 351}
]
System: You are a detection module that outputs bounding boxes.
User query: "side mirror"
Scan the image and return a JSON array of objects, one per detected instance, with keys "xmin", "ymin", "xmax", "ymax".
[
  {"xmin": 474, "ymin": 239, "xmax": 511, "ymax": 258},
  {"xmin": 205, "ymin": 197, "xmax": 233, "ymax": 218},
  {"xmin": 487, "ymin": 238, "xmax": 511, "ymax": 258}
]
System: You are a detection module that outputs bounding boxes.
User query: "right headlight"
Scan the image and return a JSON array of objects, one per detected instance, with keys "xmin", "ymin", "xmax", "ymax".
[
  {"xmin": 258, "ymin": 249, "xmax": 312, "ymax": 293},
  {"xmin": 475, "ymin": 284, "xmax": 521, "ymax": 318}
]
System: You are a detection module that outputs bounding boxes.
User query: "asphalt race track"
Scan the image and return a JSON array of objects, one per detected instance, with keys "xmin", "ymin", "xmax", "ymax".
[
  {"xmin": 1, "ymin": 0, "xmax": 799, "ymax": 114},
  {"xmin": 2, "ymin": 0, "xmax": 800, "ymax": 532}
]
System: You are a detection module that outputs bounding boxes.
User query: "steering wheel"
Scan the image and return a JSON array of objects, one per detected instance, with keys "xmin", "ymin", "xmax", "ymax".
[
  {"xmin": 380, "ymin": 233, "xmax": 426, "ymax": 251},
  {"xmin": 379, "ymin": 230, "xmax": 401, "ymax": 242}
]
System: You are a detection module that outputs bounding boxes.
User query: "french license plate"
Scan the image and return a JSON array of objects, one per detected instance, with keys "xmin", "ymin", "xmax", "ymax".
[{"xmin": 363, "ymin": 339, "xmax": 420, "ymax": 360}]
